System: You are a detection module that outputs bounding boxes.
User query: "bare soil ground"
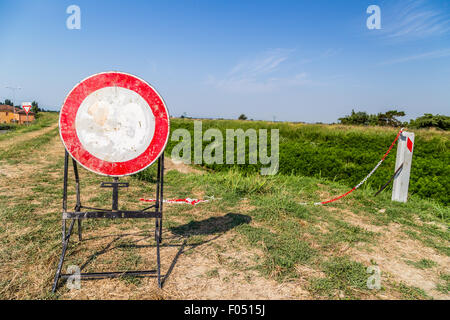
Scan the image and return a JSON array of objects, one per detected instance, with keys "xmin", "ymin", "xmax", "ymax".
[
  {"xmin": 334, "ymin": 209, "xmax": 449, "ymax": 299},
  {"xmin": 0, "ymin": 122, "xmax": 58, "ymax": 150}
]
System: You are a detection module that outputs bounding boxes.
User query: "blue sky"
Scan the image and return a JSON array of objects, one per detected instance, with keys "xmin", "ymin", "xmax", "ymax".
[{"xmin": 0, "ymin": 0, "xmax": 449, "ymax": 123}]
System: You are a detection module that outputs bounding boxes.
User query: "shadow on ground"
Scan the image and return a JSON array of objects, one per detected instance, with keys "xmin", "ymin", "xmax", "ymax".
[
  {"xmin": 60, "ymin": 213, "xmax": 251, "ymax": 290},
  {"xmin": 169, "ymin": 212, "xmax": 251, "ymax": 236}
]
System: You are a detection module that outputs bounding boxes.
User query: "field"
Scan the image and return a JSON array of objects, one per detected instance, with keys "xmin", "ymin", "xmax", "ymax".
[
  {"xmin": 0, "ymin": 113, "xmax": 448, "ymax": 300},
  {"xmin": 168, "ymin": 119, "xmax": 450, "ymax": 205}
]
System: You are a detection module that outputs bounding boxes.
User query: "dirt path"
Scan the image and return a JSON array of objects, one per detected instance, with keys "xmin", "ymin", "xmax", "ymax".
[
  {"xmin": 60, "ymin": 225, "xmax": 312, "ymax": 300},
  {"xmin": 164, "ymin": 157, "xmax": 204, "ymax": 175},
  {"xmin": 0, "ymin": 122, "xmax": 59, "ymax": 150},
  {"xmin": 334, "ymin": 208, "xmax": 449, "ymax": 300}
]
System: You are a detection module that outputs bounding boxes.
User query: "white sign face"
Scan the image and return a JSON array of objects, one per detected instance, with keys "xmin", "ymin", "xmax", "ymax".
[{"xmin": 75, "ymin": 86, "xmax": 156, "ymax": 163}]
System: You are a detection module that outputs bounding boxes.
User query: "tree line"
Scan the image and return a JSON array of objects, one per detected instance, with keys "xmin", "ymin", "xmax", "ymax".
[{"xmin": 338, "ymin": 109, "xmax": 449, "ymax": 131}]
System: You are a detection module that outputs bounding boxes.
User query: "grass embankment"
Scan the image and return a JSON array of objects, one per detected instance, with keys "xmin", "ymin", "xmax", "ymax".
[
  {"xmin": 0, "ymin": 112, "xmax": 58, "ymax": 143},
  {"xmin": 168, "ymin": 119, "xmax": 449, "ymax": 205},
  {"xmin": 0, "ymin": 114, "xmax": 448, "ymax": 299}
]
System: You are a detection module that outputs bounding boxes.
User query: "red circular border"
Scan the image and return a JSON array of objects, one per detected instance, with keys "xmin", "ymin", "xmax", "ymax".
[{"xmin": 59, "ymin": 72, "xmax": 170, "ymax": 176}]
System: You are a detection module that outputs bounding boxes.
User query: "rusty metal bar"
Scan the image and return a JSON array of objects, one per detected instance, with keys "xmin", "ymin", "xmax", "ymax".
[
  {"xmin": 62, "ymin": 151, "xmax": 69, "ymax": 212},
  {"xmin": 72, "ymin": 159, "xmax": 82, "ymax": 241},
  {"xmin": 60, "ymin": 270, "xmax": 158, "ymax": 279},
  {"xmin": 375, "ymin": 162, "xmax": 404, "ymax": 197},
  {"xmin": 52, "ymin": 218, "xmax": 75, "ymax": 293},
  {"xmin": 63, "ymin": 211, "xmax": 162, "ymax": 219}
]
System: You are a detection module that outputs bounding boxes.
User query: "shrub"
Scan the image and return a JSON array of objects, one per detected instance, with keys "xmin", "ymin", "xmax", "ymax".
[{"xmin": 409, "ymin": 114, "xmax": 450, "ymax": 131}]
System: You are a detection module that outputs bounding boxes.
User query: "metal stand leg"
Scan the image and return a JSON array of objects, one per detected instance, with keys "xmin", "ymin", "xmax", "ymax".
[
  {"xmin": 112, "ymin": 177, "xmax": 119, "ymax": 211},
  {"xmin": 77, "ymin": 219, "xmax": 82, "ymax": 242},
  {"xmin": 156, "ymin": 224, "xmax": 161, "ymax": 288},
  {"xmin": 53, "ymin": 151, "xmax": 75, "ymax": 293},
  {"xmin": 73, "ymin": 158, "xmax": 82, "ymax": 241},
  {"xmin": 159, "ymin": 153, "xmax": 164, "ymax": 243},
  {"xmin": 52, "ymin": 219, "xmax": 75, "ymax": 293}
]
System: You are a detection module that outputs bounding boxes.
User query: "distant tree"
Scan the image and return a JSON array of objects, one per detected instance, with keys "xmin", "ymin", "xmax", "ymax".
[
  {"xmin": 375, "ymin": 110, "xmax": 405, "ymax": 127},
  {"xmin": 339, "ymin": 109, "xmax": 405, "ymax": 127},
  {"xmin": 338, "ymin": 109, "xmax": 371, "ymax": 125},
  {"xmin": 31, "ymin": 101, "xmax": 40, "ymax": 114},
  {"xmin": 4, "ymin": 99, "xmax": 13, "ymax": 106},
  {"xmin": 409, "ymin": 114, "xmax": 450, "ymax": 131},
  {"xmin": 238, "ymin": 114, "xmax": 248, "ymax": 120}
]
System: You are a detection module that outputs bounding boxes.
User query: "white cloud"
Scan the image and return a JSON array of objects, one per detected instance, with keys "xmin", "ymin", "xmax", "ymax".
[
  {"xmin": 206, "ymin": 49, "xmax": 312, "ymax": 93},
  {"xmin": 228, "ymin": 49, "xmax": 291, "ymax": 78},
  {"xmin": 379, "ymin": 48, "xmax": 450, "ymax": 65},
  {"xmin": 381, "ymin": 0, "xmax": 450, "ymax": 39}
]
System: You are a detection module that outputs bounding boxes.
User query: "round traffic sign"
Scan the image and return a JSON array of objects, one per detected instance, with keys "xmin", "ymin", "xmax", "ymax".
[{"xmin": 59, "ymin": 71, "xmax": 170, "ymax": 176}]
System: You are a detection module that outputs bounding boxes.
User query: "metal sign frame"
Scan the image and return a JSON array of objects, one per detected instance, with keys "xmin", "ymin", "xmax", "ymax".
[
  {"xmin": 52, "ymin": 72, "xmax": 170, "ymax": 292},
  {"xmin": 52, "ymin": 150, "xmax": 164, "ymax": 292}
]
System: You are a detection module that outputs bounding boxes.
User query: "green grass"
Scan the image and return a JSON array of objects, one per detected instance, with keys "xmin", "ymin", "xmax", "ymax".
[
  {"xmin": 205, "ymin": 268, "xmax": 219, "ymax": 278},
  {"xmin": 0, "ymin": 127, "xmax": 59, "ymax": 161},
  {"xmin": 396, "ymin": 283, "xmax": 430, "ymax": 300},
  {"xmin": 237, "ymin": 224, "xmax": 316, "ymax": 280},
  {"xmin": 406, "ymin": 258, "xmax": 438, "ymax": 269},
  {"xmin": 309, "ymin": 257, "xmax": 368, "ymax": 299},
  {"xmin": 436, "ymin": 273, "xmax": 449, "ymax": 294}
]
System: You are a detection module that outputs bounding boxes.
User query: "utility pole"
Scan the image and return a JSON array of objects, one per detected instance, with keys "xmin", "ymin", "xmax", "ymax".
[{"xmin": 5, "ymin": 86, "xmax": 21, "ymax": 123}]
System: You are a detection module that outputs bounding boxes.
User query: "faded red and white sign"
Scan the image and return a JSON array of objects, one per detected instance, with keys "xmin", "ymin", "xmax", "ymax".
[{"xmin": 59, "ymin": 72, "xmax": 170, "ymax": 176}]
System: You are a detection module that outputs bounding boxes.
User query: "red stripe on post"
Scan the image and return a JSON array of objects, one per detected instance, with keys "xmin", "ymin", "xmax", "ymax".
[{"xmin": 407, "ymin": 137, "xmax": 413, "ymax": 153}]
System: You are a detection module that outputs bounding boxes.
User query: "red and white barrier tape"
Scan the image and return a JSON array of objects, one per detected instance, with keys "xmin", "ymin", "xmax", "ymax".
[
  {"xmin": 139, "ymin": 129, "xmax": 404, "ymax": 207},
  {"xmin": 314, "ymin": 128, "xmax": 404, "ymax": 205},
  {"xmin": 139, "ymin": 196, "xmax": 217, "ymax": 206}
]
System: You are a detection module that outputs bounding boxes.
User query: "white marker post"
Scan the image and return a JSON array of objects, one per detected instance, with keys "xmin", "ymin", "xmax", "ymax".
[{"xmin": 392, "ymin": 131, "xmax": 414, "ymax": 203}]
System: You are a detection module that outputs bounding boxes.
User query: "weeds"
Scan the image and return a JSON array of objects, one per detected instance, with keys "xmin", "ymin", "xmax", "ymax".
[{"xmin": 406, "ymin": 259, "xmax": 437, "ymax": 269}]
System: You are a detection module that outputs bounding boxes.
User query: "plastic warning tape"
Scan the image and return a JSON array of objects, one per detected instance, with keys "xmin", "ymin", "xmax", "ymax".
[
  {"xmin": 140, "ymin": 197, "xmax": 213, "ymax": 206},
  {"xmin": 314, "ymin": 128, "xmax": 404, "ymax": 205}
]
